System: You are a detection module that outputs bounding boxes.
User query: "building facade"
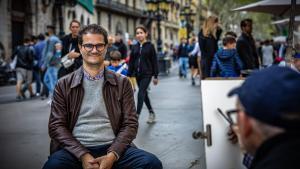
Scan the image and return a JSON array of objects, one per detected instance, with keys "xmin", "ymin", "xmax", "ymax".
[{"xmin": 0, "ymin": 0, "xmax": 182, "ymax": 60}]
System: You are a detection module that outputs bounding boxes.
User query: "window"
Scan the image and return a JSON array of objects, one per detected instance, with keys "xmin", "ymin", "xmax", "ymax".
[
  {"xmin": 80, "ymin": 14, "xmax": 84, "ymax": 26},
  {"xmin": 97, "ymin": 11, "xmax": 101, "ymax": 25},
  {"xmin": 108, "ymin": 14, "xmax": 111, "ymax": 32}
]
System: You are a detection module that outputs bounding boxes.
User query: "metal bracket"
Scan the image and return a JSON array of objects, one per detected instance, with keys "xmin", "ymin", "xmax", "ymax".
[{"xmin": 192, "ymin": 124, "xmax": 212, "ymax": 146}]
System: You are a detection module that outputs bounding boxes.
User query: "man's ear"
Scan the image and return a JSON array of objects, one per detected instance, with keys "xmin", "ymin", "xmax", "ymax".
[{"xmin": 239, "ymin": 111, "xmax": 253, "ymax": 138}]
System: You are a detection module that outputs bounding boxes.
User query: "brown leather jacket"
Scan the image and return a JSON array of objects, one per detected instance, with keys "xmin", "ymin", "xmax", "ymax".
[{"xmin": 48, "ymin": 67, "xmax": 138, "ymax": 160}]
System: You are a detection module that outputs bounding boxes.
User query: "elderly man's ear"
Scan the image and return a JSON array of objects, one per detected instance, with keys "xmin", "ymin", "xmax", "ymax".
[{"xmin": 238, "ymin": 112, "xmax": 253, "ymax": 139}]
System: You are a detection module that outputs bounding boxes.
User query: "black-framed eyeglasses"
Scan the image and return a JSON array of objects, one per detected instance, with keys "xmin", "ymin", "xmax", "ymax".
[
  {"xmin": 217, "ymin": 108, "xmax": 241, "ymax": 125},
  {"xmin": 227, "ymin": 109, "xmax": 242, "ymax": 125},
  {"xmin": 82, "ymin": 43, "xmax": 106, "ymax": 52}
]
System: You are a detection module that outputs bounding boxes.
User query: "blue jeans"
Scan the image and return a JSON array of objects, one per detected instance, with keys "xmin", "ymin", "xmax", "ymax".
[
  {"xmin": 179, "ymin": 57, "xmax": 189, "ymax": 77},
  {"xmin": 43, "ymin": 145, "xmax": 162, "ymax": 169},
  {"xmin": 33, "ymin": 69, "xmax": 41, "ymax": 93},
  {"xmin": 44, "ymin": 66, "xmax": 58, "ymax": 96}
]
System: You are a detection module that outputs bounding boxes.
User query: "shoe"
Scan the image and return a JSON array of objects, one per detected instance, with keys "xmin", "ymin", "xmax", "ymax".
[
  {"xmin": 47, "ymin": 99, "xmax": 52, "ymax": 106},
  {"xmin": 35, "ymin": 93, "xmax": 40, "ymax": 97},
  {"xmin": 192, "ymin": 78, "xmax": 195, "ymax": 86},
  {"xmin": 41, "ymin": 95, "xmax": 47, "ymax": 100},
  {"xmin": 16, "ymin": 96, "xmax": 24, "ymax": 101},
  {"xmin": 147, "ymin": 112, "xmax": 156, "ymax": 124},
  {"xmin": 30, "ymin": 94, "xmax": 36, "ymax": 99}
]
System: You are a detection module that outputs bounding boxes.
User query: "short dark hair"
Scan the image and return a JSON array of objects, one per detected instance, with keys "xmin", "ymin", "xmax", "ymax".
[
  {"xmin": 225, "ymin": 31, "xmax": 237, "ymax": 38},
  {"xmin": 110, "ymin": 50, "xmax": 122, "ymax": 60},
  {"xmin": 37, "ymin": 34, "xmax": 45, "ymax": 41},
  {"xmin": 78, "ymin": 24, "xmax": 108, "ymax": 45},
  {"xmin": 23, "ymin": 37, "xmax": 30, "ymax": 43},
  {"xmin": 240, "ymin": 18, "xmax": 252, "ymax": 28},
  {"xmin": 223, "ymin": 36, "xmax": 236, "ymax": 46},
  {"xmin": 135, "ymin": 25, "xmax": 148, "ymax": 33},
  {"xmin": 69, "ymin": 19, "xmax": 81, "ymax": 28}
]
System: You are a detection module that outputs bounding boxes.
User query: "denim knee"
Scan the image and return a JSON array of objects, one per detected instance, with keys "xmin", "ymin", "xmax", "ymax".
[
  {"xmin": 43, "ymin": 158, "xmax": 62, "ymax": 169},
  {"xmin": 144, "ymin": 153, "xmax": 163, "ymax": 169}
]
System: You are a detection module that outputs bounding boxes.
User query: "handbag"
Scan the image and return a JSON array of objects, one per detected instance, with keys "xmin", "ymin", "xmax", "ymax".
[
  {"xmin": 61, "ymin": 49, "xmax": 75, "ymax": 68},
  {"xmin": 10, "ymin": 55, "xmax": 17, "ymax": 70}
]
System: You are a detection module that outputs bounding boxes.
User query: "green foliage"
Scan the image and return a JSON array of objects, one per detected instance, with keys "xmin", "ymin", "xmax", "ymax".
[{"xmin": 201, "ymin": 0, "xmax": 276, "ymax": 40}]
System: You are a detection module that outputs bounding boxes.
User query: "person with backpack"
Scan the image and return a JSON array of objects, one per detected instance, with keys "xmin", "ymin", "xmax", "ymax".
[
  {"xmin": 12, "ymin": 37, "xmax": 35, "ymax": 101},
  {"xmin": 43, "ymin": 42, "xmax": 62, "ymax": 105},
  {"xmin": 210, "ymin": 36, "xmax": 243, "ymax": 77}
]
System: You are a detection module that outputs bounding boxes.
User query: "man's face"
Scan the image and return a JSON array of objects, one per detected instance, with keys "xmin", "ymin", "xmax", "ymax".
[
  {"xmin": 243, "ymin": 22, "xmax": 252, "ymax": 34},
  {"xmin": 79, "ymin": 33, "xmax": 107, "ymax": 66},
  {"xmin": 115, "ymin": 35, "xmax": 121, "ymax": 42},
  {"xmin": 293, "ymin": 58, "xmax": 300, "ymax": 71},
  {"xmin": 70, "ymin": 22, "xmax": 80, "ymax": 36},
  {"xmin": 111, "ymin": 60, "xmax": 120, "ymax": 67},
  {"xmin": 108, "ymin": 36, "xmax": 114, "ymax": 45}
]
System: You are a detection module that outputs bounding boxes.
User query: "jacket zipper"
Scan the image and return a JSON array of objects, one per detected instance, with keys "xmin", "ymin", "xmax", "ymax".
[{"xmin": 138, "ymin": 44, "xmax": 142, "ymax": 73}]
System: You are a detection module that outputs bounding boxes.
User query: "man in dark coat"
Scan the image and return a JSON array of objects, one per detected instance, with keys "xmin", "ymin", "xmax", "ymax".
[
  {"xmin": 114, "ymin": 34, "xmax": 128, "ymax": 59},
  {"xmin": 236, "ymin": 19, "xmax": 259, "ymax": 70}
]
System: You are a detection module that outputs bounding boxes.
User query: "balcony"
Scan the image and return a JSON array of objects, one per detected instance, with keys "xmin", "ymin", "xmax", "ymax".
[{"xmin": 96, "ymin": 0, "xmax": 145, "ymax": 18}]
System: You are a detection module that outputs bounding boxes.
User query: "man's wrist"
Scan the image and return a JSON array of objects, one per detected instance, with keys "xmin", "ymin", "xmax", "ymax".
[
  {"xmin": 80, "ymin": 152, "xmax": 91, "ymax": 161},
  {"xmin": 107, "ymin": 151, "xmax": 119, "ymax": 161}
]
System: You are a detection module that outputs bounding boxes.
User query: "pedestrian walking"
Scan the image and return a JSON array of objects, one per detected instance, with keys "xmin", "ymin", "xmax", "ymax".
[
  {"xmin": 12, "ymin": 37, "xmax": 35, "ymax": 101},
  {"xmin": 188, "ymin": 37, "xmax": 199, "ymax": 85},
  {"xmin": 128, "ymin": 25, "xmax": 159, "ymax": 123},
  {"xmin": 43, "ymin": 42, "xmax": 62, "ymax": 105},
  {"xmin": 58, "ymin": 20, "xmax": 82, "ymax": 78},
  {"xmin": 189, "ymin": 38, "xmax": 201, "ymax": 82},
  {"xmin": 41, "ymin": 25, "xmax": 60, "ymax": 99},
  {"xmin": 177, "ymin": 37, "xmax": 189, "ymax": 78},
  {"xmin": 198, "ymin": 16, "xmax": 222, "ymax": 79},
  {"xmin": 43, "ymin": 24, "xmax": 162, "ymax": 169},
  {"xmin": 236, "ymin": 19, "xmax": 259, "ymax": 70},
  {"xmin": 33, "ymin": 34, "xmax": 46, "ymax": 96}
]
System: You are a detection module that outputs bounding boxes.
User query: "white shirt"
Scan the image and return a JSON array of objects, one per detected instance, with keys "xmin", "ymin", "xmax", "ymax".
[{"xmin": 262, "ymin": 45, "xmax": 274, "ymax": 66}]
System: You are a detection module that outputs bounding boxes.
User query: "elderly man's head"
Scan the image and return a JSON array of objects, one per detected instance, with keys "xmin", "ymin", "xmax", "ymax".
[{"xmin": 228, "ymin": 66, "xmax": 300, "ymax": 155}]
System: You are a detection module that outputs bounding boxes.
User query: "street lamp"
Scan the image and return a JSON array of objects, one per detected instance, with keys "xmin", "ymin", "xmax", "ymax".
[
  {"xmin": 180, "ymin": 4, "xmax": 196, "ymax": 40},
  {"xmin": 145, "ymin": 0, "xmax": 173, "ymax": 54}
]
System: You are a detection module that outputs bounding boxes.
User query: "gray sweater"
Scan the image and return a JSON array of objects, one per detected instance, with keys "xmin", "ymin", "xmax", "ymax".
[{"xmin": 72, "ymin": 78, "xmax": 115, "ymax": 147}]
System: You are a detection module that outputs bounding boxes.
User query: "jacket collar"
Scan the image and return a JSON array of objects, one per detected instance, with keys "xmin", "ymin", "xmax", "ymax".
[{"xmin": 70, "ymin": 66, "xmax": 117, "ymax": 88}]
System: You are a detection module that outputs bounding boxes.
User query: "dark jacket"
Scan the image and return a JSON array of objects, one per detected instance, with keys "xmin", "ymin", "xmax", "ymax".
[
  {"xmin": 250, "ymin": 132, "xmax": 300, "ymax": 169},
  {"xmin": 177, "ymin": 43, "xmax": 189, "ymax": 58},
  {"xmin": 198, "ymin": 28, "xmax": 222, "ymax": 60},
  {"xmin": 13, "ymin": 45, "xmax": 34, "ymax": 70},
  {"xmin": 128, "ymin": 42, "xmax": 158, "ymax": 78},
  {"xmin": 61, "ymin": 34, "xmax": 82, "ymax": 70},
  {"xmin": 210, "ymin": 48, "xmax": 243, "ymax": 77},
  {"xmin": 105, "ymin": 45, "xmax": 118, "ymax": 61},
  {"xmin": 236, "ymin": 33, "xmax": 259, "ymax": 69},
  {"xmin": 49, "ymin": 67, "xmax": 138, "ymax": 159},
  {"xmin": 114, "ymin": 40, "xmax": 128, "ymax": 59}
]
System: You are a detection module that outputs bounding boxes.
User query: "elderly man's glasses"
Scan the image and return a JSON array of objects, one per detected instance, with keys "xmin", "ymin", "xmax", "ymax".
[
  {"xmin": 217, "ymin": 108, "xmax": 241, "ymax": 125},
  {"xmin": 82, "ymin": 43, "xmax": 106, "ymax": 52}
]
